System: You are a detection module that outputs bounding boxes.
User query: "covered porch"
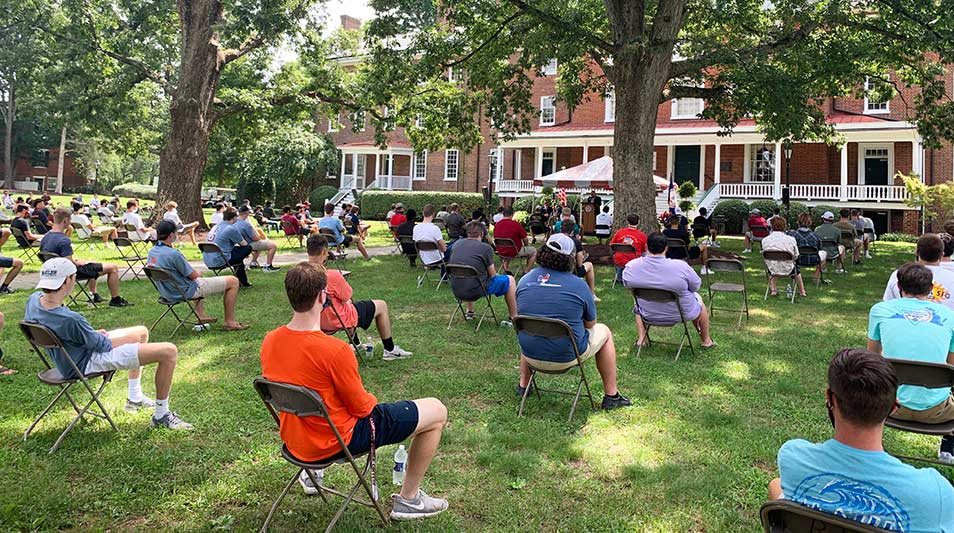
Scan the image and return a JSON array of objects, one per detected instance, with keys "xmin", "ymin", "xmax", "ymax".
[{"xmin": 338, "ymin": 142, "xmax": 416, "ymax": 191}]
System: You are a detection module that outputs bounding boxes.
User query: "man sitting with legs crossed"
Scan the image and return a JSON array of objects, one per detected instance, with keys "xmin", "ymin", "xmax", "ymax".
[
  {"xmin": 25, "ymin": 257, "xmax": 192, "ymax": 429},
  {"xmin": 259, "ymin": 263, "xmax": 449, "ymax": 519}
]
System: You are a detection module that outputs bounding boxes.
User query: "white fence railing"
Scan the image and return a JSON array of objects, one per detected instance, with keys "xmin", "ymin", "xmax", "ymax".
[
  {"xmin": 720, "ymin": 183, "xmax": 908, "ymax": 203},
  {"xmin": 497, "ymin": 179, "xmax": 535, "ymax": 193},
  {"xmin": 790, "ymin": 184, "xmax": 840, "ymax": 201},
  {"xmin": 720, "ymin": 183, "xmax": 774, "ymax": 199},
  {"xmin": 845, "ymin": 185, "xmax": 907, "ymax": 202},
  {"xmin": 371, "ymin": 175, "xmax": 413, "ymax": 191}
]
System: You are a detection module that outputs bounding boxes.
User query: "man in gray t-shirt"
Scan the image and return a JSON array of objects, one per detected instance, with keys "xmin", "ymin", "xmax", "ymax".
[{"xmin": 446, "ymin": 221, "xmax": 517, "ymax": 320}]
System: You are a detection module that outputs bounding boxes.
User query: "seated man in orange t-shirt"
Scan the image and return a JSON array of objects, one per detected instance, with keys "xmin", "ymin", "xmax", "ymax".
[
  {"xmin": 305, "ymin": 234, "xmax": 413, "ymax": 361},
  {"xmin": 259, "ymin": 263, "xmax": 449, "ymax": 520},
  {"xmin": 609, "ymin": 213, "xmax": 647, "ymax": 281}
]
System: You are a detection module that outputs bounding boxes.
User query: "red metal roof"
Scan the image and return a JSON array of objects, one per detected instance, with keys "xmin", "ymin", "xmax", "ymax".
[{"xmin": 337, "ymin": 140, "xmax": 413, "ymax": 149}]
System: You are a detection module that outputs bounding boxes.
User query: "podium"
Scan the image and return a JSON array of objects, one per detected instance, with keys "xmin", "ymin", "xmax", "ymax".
[{"xmin": 581, "ymin": 202, "xmax": 597, "ymax": 236}]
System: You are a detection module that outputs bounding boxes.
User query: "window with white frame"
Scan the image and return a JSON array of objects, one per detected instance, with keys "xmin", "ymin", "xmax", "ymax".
[
  {"xmin": 542, "ymin": 58, "xmax": 557, "ymax": 76},
  {"xmin": 864, "ymin": 77, "xmax": 890, "ymax": 114},
  {"xmin": 748, "ymin": 145, "xmax": 775, "ymax": 182},
  {"xmin": 328, "ymin": 114, "xmax": 341, "ymax": 132},
  {"xmin": 542, "ymin": 149, "xmax": 555, "ymax": 176},
  {"xmin": 447, "ymin": 67, "xmax": 461, "ymax": 81},
  {"xmin": 349, "ymin": 111, "xmax": 365, "ymax": 132},
  {"xmin": 671, "ymin": 98, "xmax": 704, "ymax": 119},
  {"xmin": 444, "ymin": 149, "xmax": 459, "ymax": 180},
  {"xmin": 540, "ymin": 96, "xmax": 556, "ymax": 126},
  {"xmin": 413, "ymin": 151, "xmax": 427, "ymax": 180},
  {"xmin": 414, "ymin": 114, "xmax": 423, "ymax": 128},
  {"xmin": 604, "ymin": 88, "xmax": 615, "ymax": 123},
  {"xmin": 489, "ymin": 149, "xmax": 500, "ymax": 181}
]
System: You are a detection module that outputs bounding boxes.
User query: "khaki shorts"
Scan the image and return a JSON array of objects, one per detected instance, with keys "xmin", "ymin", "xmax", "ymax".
[
  {"xmin": 250, "ymin": 239, "xmax": 272, "ymax": 251},
  {"xmin": 85, "ymin": 343, "xmax": 141, "ymax": 374},
  {"xmin": 516, "ymin": 246, "xmax": 536, "ymax": 258},
  {"xmin": 194, "ymin": 276, "xmax": 228, "ymax": 298},
  {"xmin": 523, "ymin": 323, "xmax": 611, "ymax": 372},
  {"xmin": 894, "ymin": 394, "xmax": 954, "ymax": 424},
  {"xmin": 817, "ymin": 250, "xmax": 828, "ymax": 262}
]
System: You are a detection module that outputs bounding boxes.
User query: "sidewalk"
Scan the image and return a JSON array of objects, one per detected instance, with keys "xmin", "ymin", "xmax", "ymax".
[{"xmin": 5, "ymin": 244, "xmax": 398, "ymax": 291}]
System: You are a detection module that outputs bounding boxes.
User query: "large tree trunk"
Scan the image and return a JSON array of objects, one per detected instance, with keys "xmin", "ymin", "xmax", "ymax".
[
  {"xmin": 155, "ymin": 0, "xmax": 225, "ymax": 228},
  {"xmin": 55, "ymin": 124, "xmax": 66, "ymax": 194},
  {"xmin": 2, "ymin": 81, "xmax": 14, "ymax": 189}
]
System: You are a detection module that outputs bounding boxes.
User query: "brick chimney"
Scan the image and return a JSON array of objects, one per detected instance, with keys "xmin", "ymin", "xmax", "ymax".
[{"xmin": 340, "ymin": 15, "xmax": 361, "ymax": 31}]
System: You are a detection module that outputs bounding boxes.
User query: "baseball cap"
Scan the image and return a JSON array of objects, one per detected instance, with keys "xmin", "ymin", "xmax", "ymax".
[
  {"xmin": 822, "ymin": 211, "xmax": 835, "ymax": 220},
  {"xmin": 36, "ymin": 257, "xmax": 77, "ymax": 290},
  {"xmin": 545, "ymin": 233, "xmax": 576, "ymax": 256},
  {"xmin": 238, "ymin": 204, "xmax": 251, "ymax": 214},
  {"xmin": 673, "ymin": 207, "xmax": 683, "ymax": 216},
  {"xmin": 751, "ymin": 208, "xmax": 760, "ymax": 215},
  {"xmin": 396, "ymin": 203, "xmax": 405, "ymax": 208},
  {"xmin": 156, "ymin": 220, "xmax": 178, "ymax": 240}
]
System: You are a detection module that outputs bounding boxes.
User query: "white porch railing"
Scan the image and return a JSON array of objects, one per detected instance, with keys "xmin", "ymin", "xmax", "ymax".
[
  {"xmin": 369, "ymin": 174, "xmax": 413, "ymax": 191},
  {"xmin": 845, "ymin": 185, "xmax": 907, "ymax": 202},
  {"xmin": 790, "ymin": 184, "xmax": 840, "ymax": 201},
  {"xmin": 720, "ymin": 183, "xmax": 774, "ymax": 199},
  {"xmin": 720, "ymin": 183, "xmax": 909, "ymax": 203},
  {"xmin": 497, "ymin": 179, "xmax": 535, "ymax": 193}
]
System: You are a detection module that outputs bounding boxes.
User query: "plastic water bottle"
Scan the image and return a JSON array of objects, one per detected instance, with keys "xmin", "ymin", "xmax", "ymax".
[
  {"xmin": 192, "ymin": 324, "xmax": 210, "ymax": 332},
  {"xmin": 785, "ymin": 284, "xmax": 793, "ymax": 299},
  {"xmin": 392, "ymin": 445, "xmax": 407, "ymax": 485},
  {"xmin": 365, "ymin": 336, "xmax": 374, "ymax": 359}
]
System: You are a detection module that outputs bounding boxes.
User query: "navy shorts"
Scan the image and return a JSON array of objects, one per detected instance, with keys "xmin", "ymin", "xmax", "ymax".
[
  {"xmin": 76, "ymin": 263, "xmax": 104, "ymax": 280},
  {"xmin": 324, "ymin": 401, "xmax": 419, "ymax": 462},
  {"xmin": 353, "ymin": 300, "xmax": 376, "ymax": 330},
  {"xmin": 0, "ymin": 256, "xmax": 13, "ymax": 268}
]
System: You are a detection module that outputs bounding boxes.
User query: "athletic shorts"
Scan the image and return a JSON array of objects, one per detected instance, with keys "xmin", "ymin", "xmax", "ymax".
[
  {"xmin": 487, "ymin": 274, "xmax": 510, "ymax": 297},
  {"xmin": 0, "ymin": 256, "xmax": 13, "ymax": 268},
  {"xmin": 76, "ymin": 263, "xmax": 104, "ymax": 280},
  {"xmin": 575, "ymin": 265, "xmax": 587, "ymax": 278},
  {"xmin": 193, "ymin": 276, "xmax": 228, "ymax": 298},
  {"xmin": 85, "ymin": 343, "xmax": 141, "ymax": 374},
  {"xmin": 516, "ymin": 246, "xmax": 536, "ymax": 258},
  {"xmin": 250, "ymin": 240, "xmax": 272, "ymax": 251},
  {"xmin": 319, "ymin": 401, "xmax": 419, "ymax": 463},
  {"xmin": 342, "ymin": 235, "xmax": 354, "ymax": 247},
  {"xmin": 353, "ymin": 300, "xmax": 377, "ymax": 330}
]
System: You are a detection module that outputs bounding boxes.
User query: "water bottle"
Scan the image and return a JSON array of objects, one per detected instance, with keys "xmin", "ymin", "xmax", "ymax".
[
  {"xmin": 364, "ymin": 336, "xmax": 374, "ymax": 359},
  {"xmin": 392, "ymin": 445, "xmax": 407, "ymax": 485},
  {"xmin": 785, "ymin": 284, "xmax": 793, "ymax": 299},
  {"xmin": 192, "ymin": 324, "xmax": 210, "ymax": 332}
]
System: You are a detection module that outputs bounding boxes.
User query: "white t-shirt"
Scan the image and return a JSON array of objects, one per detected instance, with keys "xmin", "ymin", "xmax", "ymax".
[
  {"xmin": 412, "ymin": 222, "xmax": 444, "ymax": 265},
  {"xmin": 71, "ymin": 213, "xmax": 93, "ymax": 238},
  {"xmin": 90, "ymin": 198, "xmax": 101, "ymax": 209},
  {"xmin": 210, "ymin": 212, "xmax": 224, "ymax": 225},
  {"xmin": 492, "ymin": 213, "xmax": 505, "ymax": 224},
  {"xmin": 97, "ymin": 205, "xmax": 114, "ymax": 217},
  {"xmin": 596, "ymin": 213, "xmax": 613, "ymax": 234},
  {"xmin": 884, "ymin": 264, "xmax": 954, "ymax": 312},
  {"xmin": 122, "ymin": 211, "xmax": 145, "ymax": 230}
]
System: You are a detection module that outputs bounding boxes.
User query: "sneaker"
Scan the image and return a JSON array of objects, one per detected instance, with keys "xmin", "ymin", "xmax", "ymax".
[
  {"xmin": 593, "ymin": 295, "xmax": 602, "ymax": 303},
  {"xmin": 699, "ymin": 266, "xmax": 712, "ymax": 275},
  {"xmin": 742, "ymin": 248, "xmax": 751, "ymax": 254},
  {"xmin": 298, "ymin": 469, "xmax": 324, "ymax": 495},
  {"xmin": 124, "ymin": 397, "xmax": 156, "ymax": 413},
  {"xmin": 152, "ymin": 411, "xmax": 194, "ymax": 431},
  {"xmin": 711, "ymin": 241, "xmax": 721, "ymax": 248},
  {"xmin": 0, "ymin": 286, "xmax": 13, "ymax": 295},
  {"xmin": 516, "ymin": 383, "xmax": 534, "ymax": 397},
  {"xmin": 865, "ymin": 251, "xmax": 872, "ymax": 259},
  {"xmin": 835, "ymin": 268, "xmax": 846, "ymax": 274},
  {"xmin": 601, "ymin": 393, "xmax": 632, "ymax": 410},
  {"xmin": 109, "ymin": 297, "xmax": 133, "ymax": 307},
  {"xmin": 939, "ymin": 451, "xmax": 954, "ymax": 465},
  {"xmin": 262, "ymin": 265, "xmax": 281, "ymax": 272},
  {"xmin": 464, "ymin": 311, "xmax": 475, "ymax": 321},
  {"xmin": 499, "ymin": 320, "xmax": 513, "ymax": 328},
  {"xmin": 390, "ymin": 489, "xmax": 448, "ymax": 521},
  {"xmin": 248, "ymin": 261, "xmax": 261, "ymax": 269},
  {"xmin": 383, "ymin": 345, "xmax": 413, "ymax": 361},
  {"xmin": 91, "ymin": 293, "xmax": 106, "ymax": 304}
]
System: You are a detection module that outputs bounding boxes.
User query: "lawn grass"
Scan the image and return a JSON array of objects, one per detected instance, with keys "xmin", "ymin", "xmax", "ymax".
[{"xmin": 0, "ymin": 236, "xmax": 949, "ymax": 531}]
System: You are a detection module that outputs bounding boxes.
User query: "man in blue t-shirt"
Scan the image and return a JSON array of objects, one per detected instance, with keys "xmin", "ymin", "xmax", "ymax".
[
  {"xmin": 147, "ymin": 221, "xmax": 247, "ymax": 331},
  {"xmin": 770, "ymin": 348, "xmax": 954, "ymax": 532},
  {"xmin": 515, "ymin": 233, "xmax": 630, "ymax": 410},
  {"xmin": 202, "ymin": 208, "xmax": 252, "ymax": 287},
  {"xmin": 868, "ymin": 262, "xmax": 954, "ymax": 463},
  {"xmin": 24, "ymin": 257, "xmax": 193, "ymax": 430},
  {"xmin": 318, "ymin": 203, "xmax": 369, "ymax": 259},
  {"xmin": 235, "ymin": 205, "xmax": 279, "ymax": 272}
]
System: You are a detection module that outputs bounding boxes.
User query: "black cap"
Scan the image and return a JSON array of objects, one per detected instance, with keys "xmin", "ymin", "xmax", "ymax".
[
  {"xmin": 156, "ymin": 220, "xmax": 178, "ymax": 240},
  {"xmin": 238, "ymin": 205, "xmax": 251, "ymax": 213}
]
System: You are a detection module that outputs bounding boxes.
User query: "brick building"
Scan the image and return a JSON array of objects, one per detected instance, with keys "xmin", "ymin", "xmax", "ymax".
[
  {"xmin": 0, "ymin": 148, "xmax": 84, "ymax": 193},
  {"xmin": 328, "ymin": 17, "xmax": 952, "ymax": 234}
]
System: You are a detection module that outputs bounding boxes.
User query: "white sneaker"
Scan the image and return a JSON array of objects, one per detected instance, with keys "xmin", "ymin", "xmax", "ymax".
[
  {"xmin": 298, "ymin": 469, "xmax": 324, "ymax": 495},
  {"xmin": 383, "ymin": 345, "xmax": 413, "ymax": 361},
  {"xmin": 742, "ymin": 248, "xmax": 751, "ymax": 254},
  {"xmin": 699, "ymin": 266, "xmax": 712, "ymax": 275},
  {"xmin": 865, "ymin": 252, "xmax": 872, "ymax": 259},
  {"xmin": 939, "ymin": 451, "xmax": 954, "ymax": 465},
  {"xmin": 390, "ymin": 489, "xmax": 448, "ymax": 520}
]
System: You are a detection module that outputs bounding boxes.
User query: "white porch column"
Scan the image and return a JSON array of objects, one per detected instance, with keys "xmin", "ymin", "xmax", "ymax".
[
  {"xmin": 912, "ymin": 139, "xmax": 923, "ymax": 179},
  {"xmin": 714, "ymin": 144, "xmax": 722, "ymax": 184},
  {"xmin": 773, "ymin": 141, "xmax": 782, "ymax": 199},
  {"xmin": 583, "ymin": 141, "xmax": 589, "ymax": 164},
  {"xmin": 340, "ymin": 153, "xmax": 347, "ymax": 189},
  {"xmin": 840, "ymin": 143, "xmax": 849, "ymax": 201},
  {"xmin": 387, "ymin": 153, "xmax": 394, "ymax": 189},
  {"xmin": 535, "ymin": 146, "xmax": 544, "ymax": 178},
  {"xmin": 698, "ymin": 144, "xmax": 707, "ymax": 191},
  {"xmin": 351, "ymin": 153, "xmax": 358, "ymax": 188},
  {"xmin": 666, "ymin": 145, "xmax": 674, "ymax": 179},
  {"xmin": 515, "ymin": 149, "xmax": 522, "ymax": 180}
]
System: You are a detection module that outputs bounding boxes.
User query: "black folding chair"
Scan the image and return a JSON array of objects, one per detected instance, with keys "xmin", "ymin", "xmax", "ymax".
[
  {"xmin": 884, "ymin": 359, "xmax": 954, "ymax": 466},
  {"xmin": 143, "ymin": 266, "xmax": 206, "ymax": 336},
  {"xmin": 446, "ymin": 264, "xmax": 499, "ymax": 332},
  {"xmin": 528, "ymin": 221, "xmax": 549, "ymax": 244},
  {"xmin": 19, "ymin": 321, "xmax": 119, "ymax": 453},
  {"xmin": 691, "ymin": 222, "xmax": 708, "ymax": 244},
  {"xmin": 493, "ymin": 237, "xmax": 518, "ymax": 273},
  {"xmin": 281, "ymin": 220, "xmax": 304, "ymax": 248},
  {"xmin": 319, "ymin": 228, "xmax": 349, "ymax": 269},
  {"xmin": 610, "ymin": 243, "xmax": 637, "ymax": 288},
  {"xmin": 749, "ymin": 225, "xmax": 769, "ymax": 250},
  {"xmin": 253, "ymin": 378, "xmax": 390, "ymax": 532},
  {"xmin": 762, "ymin": 250, "xmax": 798, "ymax": 303},
  {"xmin": 37, "ymin": 251, "xmax": 98, "ymax": 309},
  {"xmin": 389, "ymin": 225, "xmax": 402, "ymax": 253},
  {"xmin": 414, "ymin": 240, "xmax": 445, "ymax": 290},
  {"xmin": 398, "ymin": 235, "xmax": 418, "ymax": 266},
  {"xmin": 70, "ymin": 222, "xmax": 101, "ymax": 251},
  {"xmin": 797, "ymin": 245, "xmax": 828, "ymax": 287},
  {"xmin": 631, "ymin": 287, "xmax": 696, "ymax": 361},
  {"xmin": 197, "ymin": 242, "xmax": 237, "ymax": 276},
  {"xmin": 321, "ymin": 299, "xmax": 366, "ymax": 366},
  {"xmin": 10, "ymin": 226, "xmax": 39, "ymax": 263},
  {"xmin": 666, "ymin": 238, "xmax": 690, "ymax": 262},
  {"xmin": 821, "ymin": 238, "xmax": 845, "ymax": 273},
  {"xmin": 759, "ymin": 499, "xmax": 892, "ymax": 533},
  {"xmin": 514, "ymin": 316, "xmax": 597, "ymax": 423},
  {"xmin": 113, "ymin": 237, "xmax": 147, "ymax": 280},
  {"xmin": 704, "ymin": 258, "xmax": 749, "ymax": 328}
]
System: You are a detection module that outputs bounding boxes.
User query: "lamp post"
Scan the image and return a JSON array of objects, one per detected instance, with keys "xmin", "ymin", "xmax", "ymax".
[{"xmin": 783, "ymin": 141, "xmax": 793, "ymax": 220}]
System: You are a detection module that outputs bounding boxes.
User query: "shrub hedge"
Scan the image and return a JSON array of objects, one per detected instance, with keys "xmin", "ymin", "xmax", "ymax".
[
  {"xmin": 309, "ymin": 186, "xmax": 340, "ymax": 208},
  {"xmin": 711, "ymin": 199, "xmax": 750, "ymax": 234},
  {"xmin": 880, "ymin": 232, "xmax": 918, "ymax": 243},
  {"xmin": 112, "ymin": 183, "xmax": 158, "ymax": 200},
  {"xmin": 359, "ymin": 190, "xmax": 498, "ymax": 220}
]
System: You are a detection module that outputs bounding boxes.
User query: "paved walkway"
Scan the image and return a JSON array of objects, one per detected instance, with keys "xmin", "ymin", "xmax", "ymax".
[{"xmin": 5, "ymin": 244, "xmax": 399, "ymax": 291}]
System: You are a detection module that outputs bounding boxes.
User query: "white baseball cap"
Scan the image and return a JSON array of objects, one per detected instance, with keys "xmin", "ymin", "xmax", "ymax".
[
  {"xmin": 822, "ymin": 211, "xmax": 835, "ymax": 221},
  {"xmin": 673, "ymin": 207, "xmax": 683, "ymax": 216},
  {"xmin": 545, "ymin": 233, "xmax": 576, "ymax": 256},
  {"xmin": 751, "ymin": 208, "xmax": 761, "ymax": 214},
  {"xmin": 36, "ymin": 257, "xmax": 77, "ymax": 290}
]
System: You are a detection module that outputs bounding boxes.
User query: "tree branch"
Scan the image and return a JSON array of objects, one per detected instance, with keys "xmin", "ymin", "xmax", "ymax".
[
  {"xmin": 222, "ymin": 34, "xmax": 267, "ymax": 64},
  {"xmin": 442, "ymin": 11, "xmax": 523, "ymax": 70},
  {"xmin": 661, "ymin": 85, "xmax": 727, "ymax": 102},
  {"xmin": 500, "ymin": 0, "xmax": 614, "ymax": 55}
]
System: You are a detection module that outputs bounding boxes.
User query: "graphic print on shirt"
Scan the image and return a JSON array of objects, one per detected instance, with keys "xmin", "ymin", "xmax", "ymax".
[
  {"xmin": 536, "ymin": 272, "xmax": 561, "ymax": 288},
  {"xmin": 791, "ymin": 473, "xmax": 909, "ymax": 532},
  {"xmin": 887, "ymin": 309, "xmax": 946, "ymax": 327},
  {"xmin": 931, "ymin": 282, "xmax": 951, "ymax": 305}
]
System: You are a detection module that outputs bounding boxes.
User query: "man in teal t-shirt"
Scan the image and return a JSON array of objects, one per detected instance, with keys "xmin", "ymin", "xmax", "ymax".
[
  {"xmin": 868, "ymin": 262, "xmax": 954, "ymax": 463},
  {"xmin": 770, "ymin": 348, "xmax": 954, "ymax": 532}
]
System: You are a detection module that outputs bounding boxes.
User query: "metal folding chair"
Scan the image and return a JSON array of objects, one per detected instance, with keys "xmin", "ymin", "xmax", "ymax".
[
  {"xmin": 884, "ymin": 358, "xmax": 954, "ymax": 466},
  {"xmin": 70, "ymin": 222, "xmax": 101, "ymax": 251},
  {"xmin": 414, "ymin": 240, "xmax": 445, "ymax": 290},
  {"xmin": 19, "ymin": 321, "xmax": 118, "ymax": 453},
  {"xmin": 759, "ymin": 499, "xmax": 891, "ymax": 533},
  {"xmin": 281, "ymin": 220, "xmax": 304, "ymax": 248},
  {"xmin": 318, "ymin": 229, "xmax": 349, "ymax": 269},
  {"xmin": 610, "ymin": 243, "xmax": 637, "ymax": 288},
  {"xmin": 797, "ymin": 245, "xmax": 827, "ymax": 287},
  {"xmin": 253, "ymin": 378, "xmax": 390, "ymax": 532},
  {"xmin": 821, "ymin": 238, "xmax": 845, "ymax": 272},
  {"xmin": 398, "ymin": 235, "xmax": 418, "ymax": 267},
  {"xmin": 631, "ymin": 287, "xmax": 696, "ymax": 361},
  {"xmin": 446, "ymin": 264, "xmax": 499, "ymax": 332},
  {"xmin": 864, "ymin": 227, "xmax": 876, "ymax": 254},
  {"xmin": 10, "ymin": 226, "xmax": 39, "ymax": 263},
  {"xmin": 704, "ymin": 258, "xmax": 749, "ymax": 328},
  {"xmin": 492, "ymin": 237, "xmax": 518, "ymax": 273},
  {"xmin": 761, "ymin": 250, "xmax": 798, "ymax": 303},
  {"xmin": 122, "ymin": 223, "xmax": 153, "ymax": 256},
  {"xmin": 198, "ymin": 242, "xmax": 237, "ymax": 276},
  {"xmin": 749, "ymin": 225, "xmax": 769, "ymax": 250},
  {"xmin": 666, "ymin": 238, "xmax": 690, "ymax": 261},
  {"xmin": 321, "ymin": 299, "xmax": 366, "ymax": 366},
  {"xmin": 143, "ymin": 266, "xmax": 206, "ymax": 336},
  {"xmin": 514, "ymin": 316, "xmax": 597, "ymax": 423},
  {"xmin": 113, "ymin": 237, "xmax": 147, "ymax": 280},
  {"xmin": 37, "ymin": 251, "xmax": 98, "ymax": 309}
]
